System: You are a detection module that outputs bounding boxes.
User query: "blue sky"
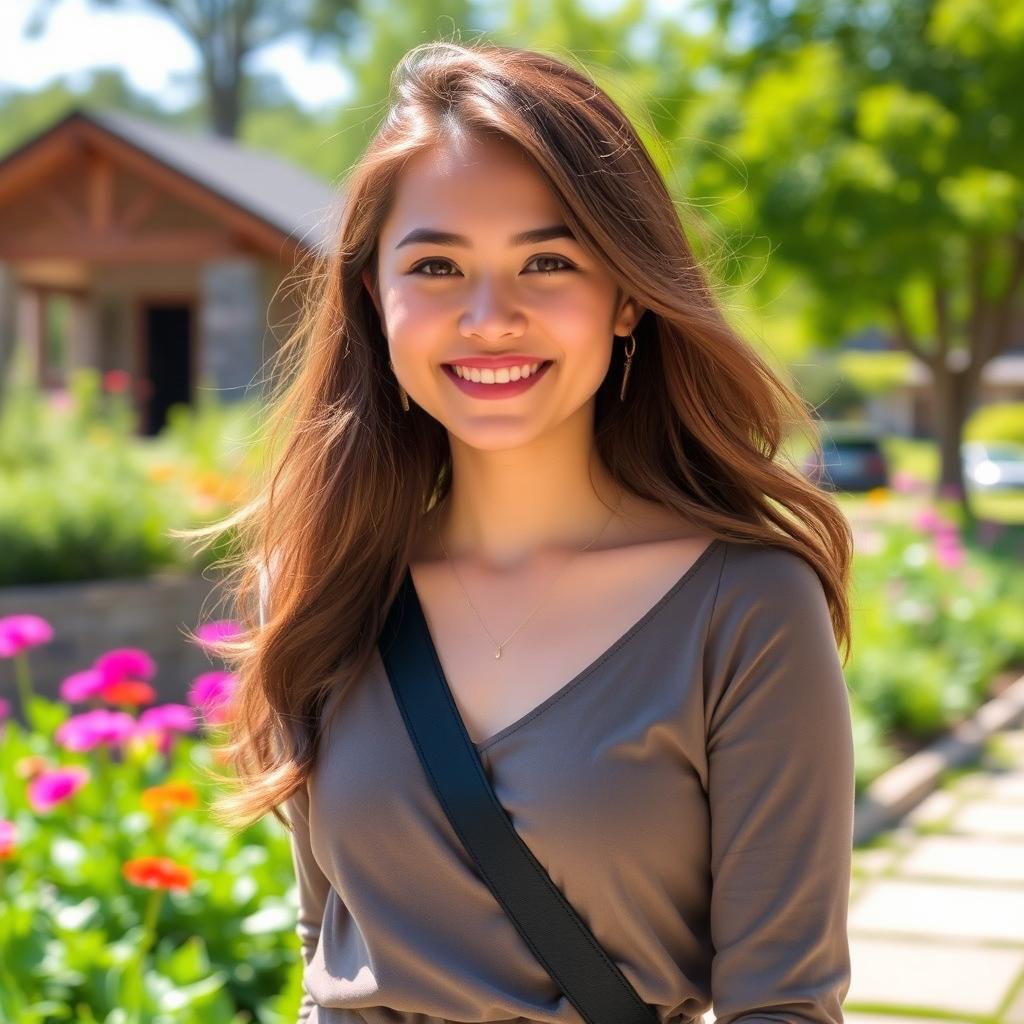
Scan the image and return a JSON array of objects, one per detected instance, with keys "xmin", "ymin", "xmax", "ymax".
[{"xmin": 2, "ymin": 0, "xmax": 704, "ymax": 113}]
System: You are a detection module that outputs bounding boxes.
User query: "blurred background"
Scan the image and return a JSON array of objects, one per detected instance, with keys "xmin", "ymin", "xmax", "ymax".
[{"xmin": 0, "ymin": 0, "xmax": 1023, "ymax": 1021}]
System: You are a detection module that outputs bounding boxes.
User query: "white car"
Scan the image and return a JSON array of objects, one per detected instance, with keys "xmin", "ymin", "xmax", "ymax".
[{"xmin": 962, "ymin": 441, "xmax": 1024, "ymax": 491}]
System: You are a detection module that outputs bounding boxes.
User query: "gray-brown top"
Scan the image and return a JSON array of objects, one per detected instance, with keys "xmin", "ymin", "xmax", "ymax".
[{"xmin": 266, "ymin": 538, "xmax": 855, "ymax": 1024}]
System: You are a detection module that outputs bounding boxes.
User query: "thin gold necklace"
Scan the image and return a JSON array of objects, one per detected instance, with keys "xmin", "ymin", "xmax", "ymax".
[{"xmin": 434, "ymin": 490, "xmax": 624, "ymax": 660}]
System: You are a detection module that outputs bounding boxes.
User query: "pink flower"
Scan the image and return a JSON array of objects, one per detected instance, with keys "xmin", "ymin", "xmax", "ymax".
[
  {"xmin": 187, "ymin": 671, "xmax": 236, "ymax": 724},
  {"xmin": 0, "ymin": 819, "xmax": 16, "ymax": 859},
  {"xmin": 195, "ymin": 621, "xmax": 243, "ymax": 648},
  {"xmin": 134, "ymin": 704, "xmax": 197, "ymax": 754},
  {"xmin": 60, "ymin": 668, "xmax": 107, "ymax": 703},
  {"xmin": 935, "ymin": 535, "xmax": 965, "ymax": 570},
  {"xmin": 28, "ymin": 766, "xmax": 90, "ymax": 812},
  {"xmin": 0, "ymin": 615, "xmax": 54, "ymax": 658},
  {"xmin": 55, "ymin": 708, "xmax": 137, "ymax": 752},
  {"xmin": 94, "ymin": 648, "xmax": 156, "ymax": 685},
  {"xmin": 46, "ymin": 388, "xmax": 73, "ymax": 413},
  {"xmin": 891, "ymin": 470, "xmax": 922, "ymax": 493},
  {"xmin": 913, "ymin": 508, "xmax": 943, "ymax": 533}
]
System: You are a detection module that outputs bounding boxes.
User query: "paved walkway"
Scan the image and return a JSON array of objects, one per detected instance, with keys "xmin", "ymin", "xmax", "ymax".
[
  {"xmin": 845, "ymin": 718, "xmax": 1024, "ymax": 1023},
  {"xmin": 698, "ymin": 716, "xmax": 1024, "ymax": 1023}
]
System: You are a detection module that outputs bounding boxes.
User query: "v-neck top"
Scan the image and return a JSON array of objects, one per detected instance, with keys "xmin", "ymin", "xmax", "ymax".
[{"xmin": 266, "ymin": 537, "xmax": 855, "ymax": 1024}]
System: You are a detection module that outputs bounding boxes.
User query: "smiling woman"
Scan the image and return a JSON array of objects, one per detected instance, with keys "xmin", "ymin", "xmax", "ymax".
[{"xmin": 177, "ymin": 35, "xmax": 856, "ymax": 1024}]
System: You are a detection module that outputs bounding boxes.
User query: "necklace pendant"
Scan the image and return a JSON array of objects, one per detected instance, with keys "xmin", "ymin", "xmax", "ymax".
[{"xmin": 495, "ymin": 647, "xmax": 502, "ymax": 659}]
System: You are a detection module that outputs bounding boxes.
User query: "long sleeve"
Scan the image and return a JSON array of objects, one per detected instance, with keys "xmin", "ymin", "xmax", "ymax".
[
  {"xmin": 704, "ymin": 545, "xmax": 855, "ymax": 1024},
  {"xmin": 284, "ymin": 779, "xmax": 333, "ymax": 1024}
]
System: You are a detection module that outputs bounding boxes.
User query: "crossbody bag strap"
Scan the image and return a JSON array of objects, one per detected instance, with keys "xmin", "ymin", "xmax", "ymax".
[{"xmin": 377, "ymin": 566, "xmax": 661, "ymax": 1024}]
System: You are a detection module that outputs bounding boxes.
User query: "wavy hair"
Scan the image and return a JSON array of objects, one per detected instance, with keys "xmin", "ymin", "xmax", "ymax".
[{"xmin": 181, "ymin": 37, "xmax": 854, "ymax": 834}]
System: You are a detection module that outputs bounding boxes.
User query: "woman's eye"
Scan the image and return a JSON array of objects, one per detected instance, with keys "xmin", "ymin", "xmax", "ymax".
[
  {"xmin": 526, "ymin": 254, "xmax": 574, "ymax": 274},
  {"xmin": 408, "ymin": 255, "xmax": 575, "ymax": 277},
  {"xmin": 410, "ymin": 259, "xmax": 457, "ymax": 277}
]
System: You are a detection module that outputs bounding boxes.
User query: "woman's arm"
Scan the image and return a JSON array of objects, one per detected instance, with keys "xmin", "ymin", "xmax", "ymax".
[
  {"xmin": 284, "ymin": 781, "xmax": 333, "ymax": 1024},
  {"xmin": 704, "ymin": 545, "xmax": 855, "ymax": 1024}
]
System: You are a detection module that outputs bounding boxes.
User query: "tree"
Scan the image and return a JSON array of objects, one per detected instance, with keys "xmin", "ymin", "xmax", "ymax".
[
  {"xmin": 675, "ymin": 0, "xmax": 1024, "ymax": 518},
  {"xmin": 24, "ymin": 0, "xmax": 361, "ymax": 138}
]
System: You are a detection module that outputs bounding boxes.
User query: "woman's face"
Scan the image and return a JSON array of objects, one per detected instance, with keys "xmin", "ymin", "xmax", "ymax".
[{"xmin": 363, "ymin": 133, "xmax": 640, "ymax": 450}]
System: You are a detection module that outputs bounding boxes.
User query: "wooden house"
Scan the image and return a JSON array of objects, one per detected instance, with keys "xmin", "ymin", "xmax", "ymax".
[{"xmin": 0, "ymin": 107, "xmax": 335, "ymax": 433}]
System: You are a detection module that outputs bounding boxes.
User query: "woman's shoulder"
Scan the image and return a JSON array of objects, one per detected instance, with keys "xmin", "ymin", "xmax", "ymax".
[
  {"xmin": 710, "ymin": 538, "xmax": 831, "ymax": 639},
  {"xmin": 717, "ymin": 537, "xmax": 823, "ymax": 592}
]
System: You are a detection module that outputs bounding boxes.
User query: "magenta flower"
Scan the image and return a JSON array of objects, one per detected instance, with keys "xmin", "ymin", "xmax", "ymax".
[
  {"xmin": 0, "ymin": 615, "xmax": 54, "ymax": 658},
  {"xmin": 28, "ymin": 765, "xmax": 90, "ymax": 812},
  {"xmin": 188, "ymin": 671, "xmax": 236, "ymax": 724},
  {"xmin": 0, "ymin": 818, "xmax": 16, "ymax": 859},
  {"xmin": 59, "ymin": 668, "xmax": 107, "ymax": 703},
  {"xmin": 94, "ymin": 648, "xmax": 156, "ymax": 684},
  {"xmin": 195, "ymin": 621, "xmax": 243, "ymax": 649},
  {"xmin": 55, "ymin": 708, "xmax": 137, "ymax": 752},
  {"xmin": 135, "ymin": 704, "xmax": 197, "ymax": 754}
]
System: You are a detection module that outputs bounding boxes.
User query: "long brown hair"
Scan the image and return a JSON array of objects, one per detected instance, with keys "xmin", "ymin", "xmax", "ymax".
[{"xmin": 180, "ymin": 37, "xmax": 854, "ymax": 834}]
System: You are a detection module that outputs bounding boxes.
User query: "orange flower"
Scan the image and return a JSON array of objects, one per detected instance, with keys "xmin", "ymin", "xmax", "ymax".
[
  {"xmin": 140, "ymin": 781, "xmax": 199, "ymax": 817},
  {"xmin": 100, "ymin": 679, "xmax": 156, "ymax": 706},
  {"xmin": 145, "ymin": 463, "xmax": 177, "ymax": 483},
  {"xmin": 15, "ymin": 754, "xmax": 53, "ymax": 780},
  {"xmin": 0, "ymin": 819, "xmax": 16, "ymax": 860},
  {"xmin": 122, "ymin": 856, "xmax": 195, "ymax": 892}
]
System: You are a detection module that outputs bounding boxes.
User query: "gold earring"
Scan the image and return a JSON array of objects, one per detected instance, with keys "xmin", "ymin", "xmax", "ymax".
[{"xmin": 619, "ymin": 331, "xmax": 636, "ymax": 401}]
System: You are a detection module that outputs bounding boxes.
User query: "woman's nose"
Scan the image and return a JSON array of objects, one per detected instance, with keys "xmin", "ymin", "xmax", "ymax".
[{"xmin": 460, "ymin": 279, "xmax": 526, "ymax": 339}]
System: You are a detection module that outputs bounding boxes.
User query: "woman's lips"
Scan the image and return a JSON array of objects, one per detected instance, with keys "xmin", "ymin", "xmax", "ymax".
[{"xmin": 442, "ymin": 360, "xmax": 554, "ymax": 399}]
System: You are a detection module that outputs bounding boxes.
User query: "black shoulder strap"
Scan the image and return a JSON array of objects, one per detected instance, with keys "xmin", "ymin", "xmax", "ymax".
[{"xmin": 378, "ymin": 566, "xmax": 661, "ymax": 1024}]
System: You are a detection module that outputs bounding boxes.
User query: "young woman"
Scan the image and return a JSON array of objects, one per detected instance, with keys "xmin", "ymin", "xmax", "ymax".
[{"xmin": 196, "ymin": 38, "xmax": 856, "ymax": 1024}]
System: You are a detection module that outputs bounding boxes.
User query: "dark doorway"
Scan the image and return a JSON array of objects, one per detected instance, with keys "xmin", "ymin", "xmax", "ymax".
[{"xmin": 141, "ymin": 303, "xmax": 192, "ymax": 436}]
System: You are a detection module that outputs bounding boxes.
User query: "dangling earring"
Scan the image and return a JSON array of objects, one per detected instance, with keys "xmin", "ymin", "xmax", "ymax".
[{"xmin": 619, "ymin": 331, "xmax": 636, "ymax": 402}]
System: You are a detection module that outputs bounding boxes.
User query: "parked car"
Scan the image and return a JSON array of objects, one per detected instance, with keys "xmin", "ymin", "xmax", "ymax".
[
  {"xmin": 802, "ymin": 424, "xmax": 889, "ymax": 492},
  {"xmin": 962, "ymin": 440, "xmax": 1024, "ymax": 491}
]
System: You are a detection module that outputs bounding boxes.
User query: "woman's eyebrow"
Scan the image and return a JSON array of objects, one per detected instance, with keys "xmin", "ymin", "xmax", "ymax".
[{"xmin": 395, "ymin": 224, "xmax": 576, "ymax": 249}]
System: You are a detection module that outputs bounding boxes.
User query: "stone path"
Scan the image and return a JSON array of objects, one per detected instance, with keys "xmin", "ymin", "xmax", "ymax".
[
  {"xmin": 698, "ymin": 717, "xmax": 1024, "ymax": 1023},
  {"xmin": 845, "ymin": 719, "xmax": 1024, "ymax": 1024}
]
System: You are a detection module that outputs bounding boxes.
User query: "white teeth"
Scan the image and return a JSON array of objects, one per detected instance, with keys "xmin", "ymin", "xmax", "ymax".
[{"xmin": 452, "ymin": 362, "xmax": 542, "ymax": 383}]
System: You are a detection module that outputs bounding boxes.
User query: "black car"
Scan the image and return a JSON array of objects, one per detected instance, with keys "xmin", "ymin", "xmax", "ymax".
[{"xmin": 802, "ymin": 427, "xmax": 889, "ymax": 493}]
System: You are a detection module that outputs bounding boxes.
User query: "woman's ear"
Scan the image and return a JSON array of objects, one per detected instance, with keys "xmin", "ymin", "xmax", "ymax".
[
  {"xmin": 362, "ymin": 267, "xmax": 389, "ymax": 338},
  {"xmin": 362, "ymin": 268, "xmax": 382, "ymax": 319},
  {"xmin": 614, "ymin": 295, "xmax": 644, "ymax": 337}
]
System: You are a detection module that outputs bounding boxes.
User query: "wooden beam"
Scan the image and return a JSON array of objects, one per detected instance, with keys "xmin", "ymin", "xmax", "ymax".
[
  {"xmin": 118, "ymin": 186, "xmax": 160, "ymax": 230},
  {"xmin": 68, "ymin": 118, "xmax": 304, "ymax": 262},
  {"xmin": 42, "ymin": 188, "xmax": 86, "ymax": 230},
  {"xmin": 88, "ymin": 154, "xmax": 114, "ymax": 230},
  {"xmin": 0, "ymin": 134, "xmax": 84, "ymax": 207},
  {"xmin": 0, "ymin": 228, "xmax": 242, "ymax": 262}
]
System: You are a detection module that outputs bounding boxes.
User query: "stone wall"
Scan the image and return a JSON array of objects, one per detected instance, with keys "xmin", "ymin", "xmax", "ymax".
[{"xmin": 0, "ymin": 571, "xmax": 232, "ymax": 728}]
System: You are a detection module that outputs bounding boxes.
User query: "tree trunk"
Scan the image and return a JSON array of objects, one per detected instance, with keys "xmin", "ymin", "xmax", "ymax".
[
  {"xmin": 930, "ymin": 362, "xmax": 976, "ymax": 523},
  {"xmin": 211, "ymin": 80, "xmax": 241, "ymax": 139}
]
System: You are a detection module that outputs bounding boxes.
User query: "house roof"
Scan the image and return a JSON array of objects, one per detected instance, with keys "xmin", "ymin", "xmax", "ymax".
[{"xmin": 0, "ymin": 106, "xmax": 340, "ymax": 255}]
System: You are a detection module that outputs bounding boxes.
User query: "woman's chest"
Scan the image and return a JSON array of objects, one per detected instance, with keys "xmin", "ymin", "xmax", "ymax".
[{"xmin": 408, "ymin": 535, "xmax": 717, "ymax": 749}]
